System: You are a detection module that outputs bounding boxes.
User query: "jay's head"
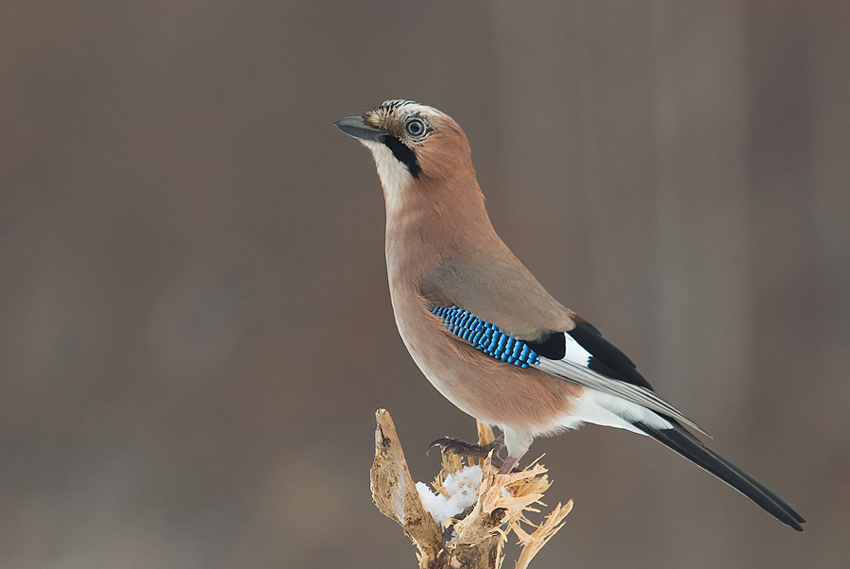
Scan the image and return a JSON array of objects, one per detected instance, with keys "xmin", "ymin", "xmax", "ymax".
[{"xmin": 335, "ymin": 100, "xmax": 475, "ymax": 206}]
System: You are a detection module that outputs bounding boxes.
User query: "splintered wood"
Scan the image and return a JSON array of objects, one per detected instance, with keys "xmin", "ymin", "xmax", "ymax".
[{"xmin": 371, "ymin": 409, "xmax": 572, "ymax": 569}]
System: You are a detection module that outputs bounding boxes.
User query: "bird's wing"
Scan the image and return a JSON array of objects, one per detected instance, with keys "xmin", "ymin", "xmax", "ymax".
[
  {"xmin": 430, "ymin": 304, "xmax": 708, "ymax": 436},
  {"xmin": 423, "ymin": 254, "xmax": 575, "ymax": 340},
  {"xmin": 424, "ymin": 251, "xmax": 707, "ymax": 434}
]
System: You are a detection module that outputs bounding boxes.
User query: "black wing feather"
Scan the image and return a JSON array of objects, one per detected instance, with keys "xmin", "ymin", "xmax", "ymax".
[
  {"xmin": 567, "ymin": 320, "xmax": 654, "ymax": 390},
  {"xmin": 526, "ymin": 332, "xmax": 566, "ymax": 360}
]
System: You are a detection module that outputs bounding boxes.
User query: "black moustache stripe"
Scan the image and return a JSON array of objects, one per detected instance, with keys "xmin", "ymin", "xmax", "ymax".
[{"xmin": 381, "ymin": 134, "xmax": 421, "ymax": 178}]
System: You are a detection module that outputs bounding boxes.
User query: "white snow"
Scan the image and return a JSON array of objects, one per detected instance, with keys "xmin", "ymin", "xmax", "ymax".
[{"xmin": 416, "ymin": 465, "xmax": 483, "ymax": 526}]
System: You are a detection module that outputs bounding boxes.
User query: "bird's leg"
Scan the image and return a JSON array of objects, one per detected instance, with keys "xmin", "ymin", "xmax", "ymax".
[
  {"xmin": 497, "ymin": 456, "xmax": 519, "ymax": 475},
  {"xmin": 429, "ymin": 432, "xmax": 506, "ymax": 468}
]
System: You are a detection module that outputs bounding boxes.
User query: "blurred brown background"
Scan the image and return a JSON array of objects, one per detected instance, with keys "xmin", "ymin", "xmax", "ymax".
[{"xmin": 2, "ymin": 1, "xmax": 849, "ymax": 568}]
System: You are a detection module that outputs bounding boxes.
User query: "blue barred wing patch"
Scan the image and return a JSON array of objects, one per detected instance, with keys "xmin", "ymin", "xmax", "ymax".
[{"xmin": 430, "ymin": 305, "xmax": 540, "ymax": 368}]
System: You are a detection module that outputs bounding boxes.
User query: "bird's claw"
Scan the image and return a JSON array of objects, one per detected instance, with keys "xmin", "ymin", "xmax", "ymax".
[{"xmin": 428, "ymin": 435, "xmax": 505, "ymax": 468}]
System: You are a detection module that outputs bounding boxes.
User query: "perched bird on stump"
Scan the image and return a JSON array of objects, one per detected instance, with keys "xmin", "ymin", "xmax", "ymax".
[{"xmin": 335, "ymin": 99, "xmax": 804, "ymax": 531}]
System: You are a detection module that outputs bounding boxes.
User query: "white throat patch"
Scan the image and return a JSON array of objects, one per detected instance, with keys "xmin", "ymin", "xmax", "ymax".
[{"xmin": 361, "ymin": 140, "xmax": 412, "ymax": 214}]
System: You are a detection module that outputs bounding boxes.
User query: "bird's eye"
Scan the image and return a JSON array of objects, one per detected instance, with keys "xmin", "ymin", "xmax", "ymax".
[{"xmin": 405, "ymin": 118, "xmax": 425, "ymax": 137}]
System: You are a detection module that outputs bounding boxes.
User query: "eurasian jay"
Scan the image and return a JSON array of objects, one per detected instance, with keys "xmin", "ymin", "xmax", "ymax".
[{"xmin": 334, "ymin": 99, "xmax": 804, "ymax": 531}]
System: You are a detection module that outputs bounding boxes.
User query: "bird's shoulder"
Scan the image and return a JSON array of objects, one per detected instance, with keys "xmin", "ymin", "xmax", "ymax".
[{"xmin": 420, "ymin": 253, "xmax": 574, "ymax": 340}]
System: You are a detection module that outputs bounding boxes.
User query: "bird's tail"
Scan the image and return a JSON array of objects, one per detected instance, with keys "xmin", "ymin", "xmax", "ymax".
[{"xmin": 633, "ymin": 421, "xmax": 805, "ymax": 531}]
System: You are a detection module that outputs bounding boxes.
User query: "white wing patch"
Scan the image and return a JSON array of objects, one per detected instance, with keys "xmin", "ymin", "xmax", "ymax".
[{"xmin": 563, "ymin": 332, "xmax": 592, "ymax": 367}]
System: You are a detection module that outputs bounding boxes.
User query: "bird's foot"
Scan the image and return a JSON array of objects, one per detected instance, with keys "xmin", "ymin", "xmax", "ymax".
[
  {"xmin": 497, "ymin": 456, "xmax": 519, "ymax": 475},
  {"xmin": 429, "ymin": 433, "xmax": 506, "ymax": 468}
]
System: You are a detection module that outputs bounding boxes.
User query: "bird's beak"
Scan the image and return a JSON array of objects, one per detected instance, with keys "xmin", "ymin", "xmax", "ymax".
[{"xmin": 334, "ymin": 116, "xmax": 385, "ymax": 142}]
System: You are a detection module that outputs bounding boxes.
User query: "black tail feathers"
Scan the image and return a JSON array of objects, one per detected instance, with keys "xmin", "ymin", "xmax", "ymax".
[{"xmin": 634, "ymin": 421, "xmax": 805, "ymax": 531}]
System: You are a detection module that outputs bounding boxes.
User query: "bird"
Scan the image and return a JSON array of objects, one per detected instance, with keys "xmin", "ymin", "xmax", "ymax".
[{"xmin": 334, "ymin": 99, "xmax": 805, "ymax": 531}]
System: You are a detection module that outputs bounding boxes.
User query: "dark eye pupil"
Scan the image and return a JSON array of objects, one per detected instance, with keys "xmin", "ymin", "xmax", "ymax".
[{"xmin": 407, "ymin": 119, "xmax": 424, "ymax": 136}]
